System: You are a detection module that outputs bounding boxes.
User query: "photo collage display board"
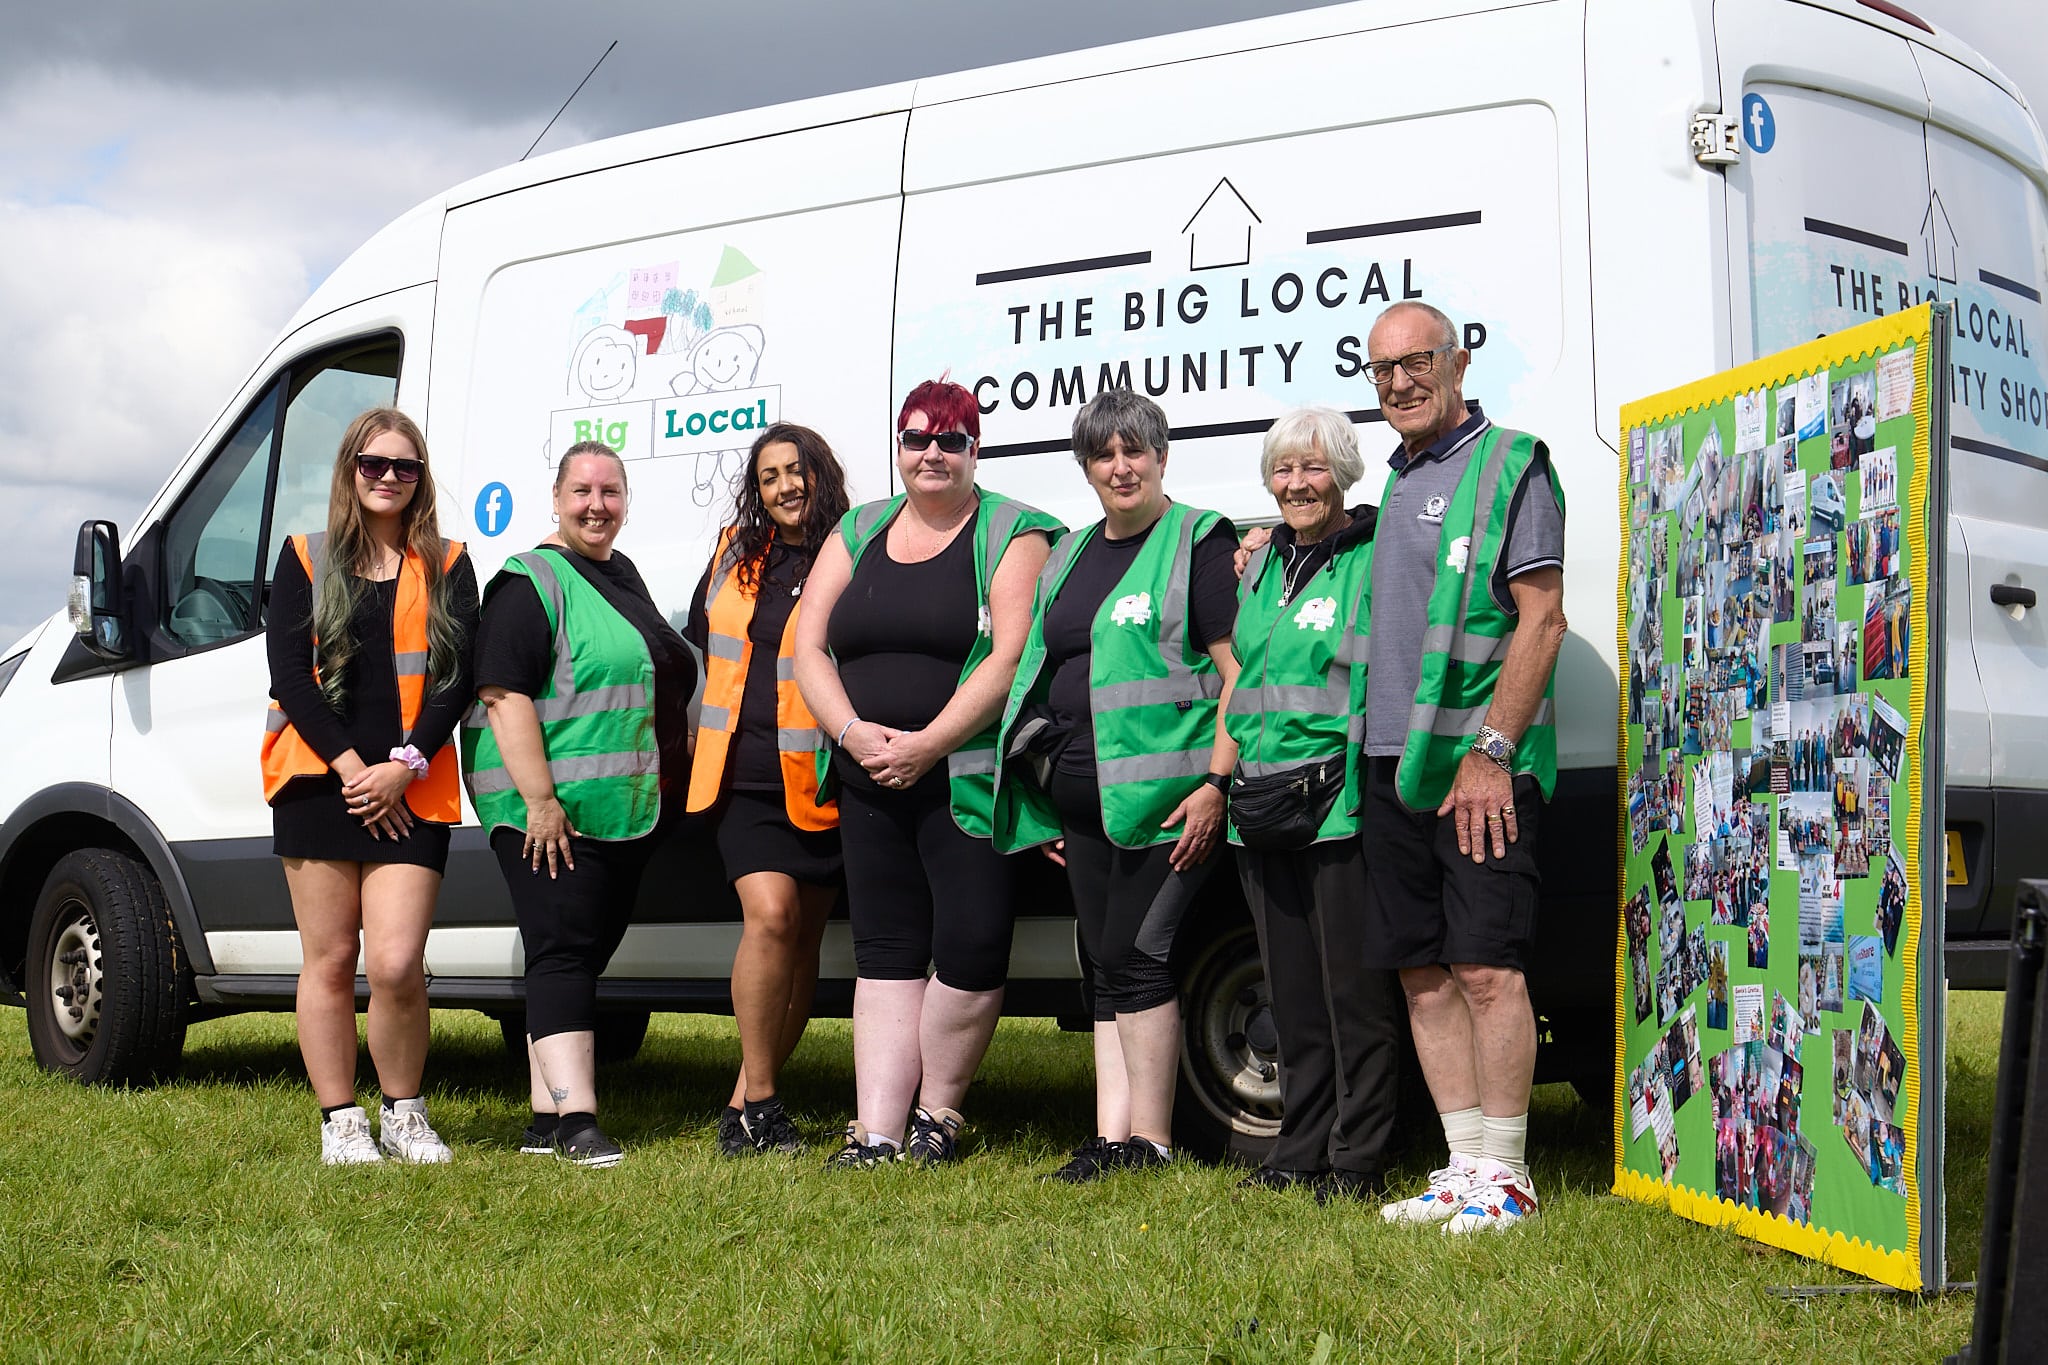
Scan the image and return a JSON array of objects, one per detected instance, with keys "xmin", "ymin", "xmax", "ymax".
[{"xmin": 1612, "ymin": 306, "xmax": 1948, "ymax": 1291}]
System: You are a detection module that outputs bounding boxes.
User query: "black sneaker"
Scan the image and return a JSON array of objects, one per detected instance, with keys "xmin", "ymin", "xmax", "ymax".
[
  {"xmin": 823, "ymin": 1121, "xmax": 898, "ymax": 1170},
  {"xmin": 554, "ymin": 1122, "xmax": 624, "ymax": 1169},
  {"xmin": 904, "ymin": 1106, "xmax": 964, "ymax": 1166},
  {"xmin": 1312, "ymin": 1168, "xmax": 1387, "ymax": 1205},
  {"xmin": 742, "ymin": 1098, "xmax": 804, "ymax": 1156},
  {"xmin": 715, "ymin": 1106, "xmax": 751, "ymax": 1159},
  {"xmin": 1040, "ymin": 1135, "xmax": 1126, "ymax": 1184},
  {"xmin": 1116, "ymin": 1139, "xmax": 1173, "ymax": 1172},
  {"xmin": 1236, "ymin": 1165, "xmax": 1318, "ymax": 1195}
]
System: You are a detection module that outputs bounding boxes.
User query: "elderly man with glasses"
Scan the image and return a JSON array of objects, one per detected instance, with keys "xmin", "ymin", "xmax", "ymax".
[{"xmin": 1355, "ymin": 301, "xmax": 1567, "ymax": 1233}]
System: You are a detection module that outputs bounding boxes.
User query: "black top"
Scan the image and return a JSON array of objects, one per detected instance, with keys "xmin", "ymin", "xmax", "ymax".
[
  {"xmin": 265, "ymin": 542, "xmax": 479, "ymax": 769},
  {"xmin": 473, "ymin": 547, "xmax": 697, "ymax": 793},
  {"xmin": 1261, "ymin": 503, "xmax": 1379, "ymax": 603},
  {"xmin": 686, "ymin": 539, "xmax": 815, "ymax": 793},
  {"xmin": 1044, "ymin": 513, "xmax": 1239, "ymax": 778},
  {"xmin": 825, "ymin": 512, "xmax": 980, "ymax": 787}
]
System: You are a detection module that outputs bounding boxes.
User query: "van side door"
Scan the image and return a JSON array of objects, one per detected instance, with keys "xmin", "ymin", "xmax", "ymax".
[{"xmin": 110, "ymin": 287, "xmax": 432, "ymax": 973}]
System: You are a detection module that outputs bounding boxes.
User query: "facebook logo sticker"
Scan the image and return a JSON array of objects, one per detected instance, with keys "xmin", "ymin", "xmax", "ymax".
[
  {"xmin": 1741, "ymin": 93, "xmax": 1775, "ymax": 155},
  {"xmin": 475, "ymin": 482, "xmax": 513, "ymax": 537}
]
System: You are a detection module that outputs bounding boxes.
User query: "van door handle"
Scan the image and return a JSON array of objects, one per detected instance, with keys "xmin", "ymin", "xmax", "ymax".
[{"xmin": 1990, "ymin": 583, "xmax": 2036, "ymax": 609}]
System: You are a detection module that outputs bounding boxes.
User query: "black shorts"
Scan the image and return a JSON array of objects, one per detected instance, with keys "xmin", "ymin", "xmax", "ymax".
[
  {"xmin": 713, "ymin": 787, "xmax": 844, "ymax": 887},
  {"xmin": 1358, "ymin": 755, "xmax": 1543, "ymax": 972}
]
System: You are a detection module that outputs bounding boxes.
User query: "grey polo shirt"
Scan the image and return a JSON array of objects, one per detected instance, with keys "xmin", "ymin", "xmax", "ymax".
[{"xmin": 1363, "ymin": 408, "xmax": 1566, "ymax": 755}]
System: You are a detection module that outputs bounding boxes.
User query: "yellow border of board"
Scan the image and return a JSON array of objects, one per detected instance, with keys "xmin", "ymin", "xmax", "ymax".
[{"xmin": 1610, "ymin": 305, "xmax": 1936, "ymax": 1292}]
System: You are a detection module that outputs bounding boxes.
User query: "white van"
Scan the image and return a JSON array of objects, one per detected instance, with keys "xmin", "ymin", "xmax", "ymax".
[{"xmin": 3, "ymin": 0, "xmax": 2043, "ymax": 1155}]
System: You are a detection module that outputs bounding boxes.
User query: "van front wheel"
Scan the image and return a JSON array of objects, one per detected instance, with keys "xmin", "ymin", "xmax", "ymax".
[
  {"xmin": 25, "ymin": 849, "xmax": 189, "ymax": 1085},
  {"xmin": 1174, "ymin": 913, "xmax": 1282, "ymax": 1163}
]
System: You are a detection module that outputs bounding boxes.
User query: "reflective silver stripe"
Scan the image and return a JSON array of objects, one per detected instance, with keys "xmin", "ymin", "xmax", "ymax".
[
  {"xmin": 1153, "ymin": 508, "xmax": 1203, "ymax": 666},
  {"xmin": 778, "ymin": 726, "xmax": 820, "ymax": 752},
  {"xmin": 949, "ymin": 747, "xmax": 999, "ymax": 778},
  {"xmin": 1408, "ymin": 434, "xmax": 1510, "ymax": 741},
  {"xmin": 851, "ymin": 499, "xmax": 896, "ymax": 550},
  {"xmin": 775, "ymin": 655, "xmax": 796, "ymax": 682},
  {"xmin": 706, "ymin": 632, "xmax": 745, "ymax": 662},
  {"xmin": 1099, "ymin": 749, "xmax": 1210, "ymax": 785},
  {"xmin": 264, "ymin": 707, "xmax": 289, "ymax": 734},
  {"xmin": 1429, "ymin": 695, "xmax": 1553, "ymax": 738},
  {"xmin": 1419, "ymin": 623, "xmax": 1510, "ymax": 666},
  {"xmin": 1228, "ymin": 683, "xmax": 1352, "ymax": 718},
  {"xmin": 703, "ymin": 538, "xmax": 745, "ymax": 614},
  {"xmin": 699, "ymin": 703, "xmax": 734, "ymax": 732},
  {"xmin": 514, "ymin": 552, "xmax": 577, "ymax": 705},
  {"xmin": 393, "ymin": 650, "xmax": 429, "ymax": 675},
  {"xmin": 534, "ymin": 684, "xmax": 649, "ymax": 723},
  {"xmin": 1237, "ymin": 544, "xmax": 1271, "ymax": 601},
  {"xmin": 467, "ymin": 701, "xmax": 490, "ymax": 727},
  {"xmin": 1096, "ymin": 676, "xmax": 1209, "ymax": 711},
  {"xmin": 465, "ymin": 749, "xmax": 656, "ymax": 796},
  {"xmin": 1235, "ymin": 748, "xmax": 1345, "ymax": 778},
  {"xmin": 304, "ymin": 530, "xmax": 329, "ymax": 598},
  {"xmin": 982, "ymin": 499, "xmax": 1023, "ymax": 557}
]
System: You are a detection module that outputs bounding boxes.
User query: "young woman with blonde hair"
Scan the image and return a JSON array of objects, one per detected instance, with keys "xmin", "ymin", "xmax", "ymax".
[{"xmin": 262, "ymin": 406, "xmax": 477, "ymax": 1164}]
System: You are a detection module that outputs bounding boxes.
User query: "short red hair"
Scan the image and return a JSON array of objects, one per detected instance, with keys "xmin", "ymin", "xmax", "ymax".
[{"xmin": 897, "ymin": 379, "xmax": 981, "ymax": 442}]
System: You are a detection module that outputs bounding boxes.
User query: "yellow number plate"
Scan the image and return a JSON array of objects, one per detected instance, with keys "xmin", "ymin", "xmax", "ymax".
[{"xmin": 1947, "ymin": 830, "xmax": 1968, "ymax": 887}]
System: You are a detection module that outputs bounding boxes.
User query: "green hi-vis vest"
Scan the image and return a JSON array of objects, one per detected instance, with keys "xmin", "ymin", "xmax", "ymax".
[
  {"xmin": 817, "ymin": 486, "xmax": 1064, "ymax": 838},
  {"xmin": 462, "ymin": 549, "xmax": 661, "ymax": 841},
  {"xmin": 1358, "ymin": 426, "xmax": 1563, "ymax": 812},
  {"xmin": 994, "ymin": 502, "xmax": 1227, "ymax": 852},
  {"xmin": 1224, "ymin": 534, "xmax": 1373, "ymax": 845}
]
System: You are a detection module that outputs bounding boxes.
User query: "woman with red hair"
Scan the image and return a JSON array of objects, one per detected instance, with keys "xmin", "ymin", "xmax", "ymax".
[{"xmin": 795, "ymin": 380, "xmax": 1062, "ymax": 1167}]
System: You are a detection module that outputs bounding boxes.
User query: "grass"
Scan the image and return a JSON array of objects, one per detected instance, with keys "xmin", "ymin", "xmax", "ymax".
[{"xmin": 0, "ymin": 993, "xmax": 2000, "ymax": 1363}]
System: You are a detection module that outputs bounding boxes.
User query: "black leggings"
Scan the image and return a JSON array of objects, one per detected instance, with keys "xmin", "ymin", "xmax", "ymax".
[
  {"xmin": 838, "ymin": 769, "xmax": 1017, "ymax": 993},
  {"xmin": 1051, "ymin": 768, "xmax": 1209, "ymax": 1021},
  {"xmin": 492, "ymin": 824, "xmax": 660, "ymax": 1041}
]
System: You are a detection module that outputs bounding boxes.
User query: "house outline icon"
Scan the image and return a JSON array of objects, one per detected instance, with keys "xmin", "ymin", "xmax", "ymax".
[{"xmin": 1183, "ymin": 177, "xmax": 1262, "ymax": 272}]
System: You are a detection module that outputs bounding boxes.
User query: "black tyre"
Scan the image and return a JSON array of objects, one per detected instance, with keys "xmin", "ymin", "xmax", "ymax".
[
  {"xmin": 25, "ymin": 849, "xmax": 189, "ymax": 1086},
  {"xmin": 1174, "ymin": 912, "xmax": 1281, "ymax": 1164},
  {"xmin": 496, "ymin": 1008, "xmax": 652, "ymax": 1066}
]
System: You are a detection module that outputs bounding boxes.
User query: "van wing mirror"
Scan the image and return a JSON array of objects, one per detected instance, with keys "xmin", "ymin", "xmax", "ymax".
[{"xmin": 68, "ymin": 519, "xmax": 132, "ymax": 661}]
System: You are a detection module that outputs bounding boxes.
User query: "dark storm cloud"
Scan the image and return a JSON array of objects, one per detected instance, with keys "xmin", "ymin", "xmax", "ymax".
[{"xmin": 1, "ymin": 1, "xmax": 1350, "ymax": 154}]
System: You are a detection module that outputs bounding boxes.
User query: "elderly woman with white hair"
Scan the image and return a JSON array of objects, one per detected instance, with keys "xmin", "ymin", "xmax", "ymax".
[{"xmin": 1225, "ymin": 405, "xmax": 1400, "ymax": 1202}]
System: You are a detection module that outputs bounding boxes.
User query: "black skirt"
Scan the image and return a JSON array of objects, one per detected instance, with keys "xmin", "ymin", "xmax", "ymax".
[
  {"xmin": 713, "ymin": 788, "xmax": 844, "ymax": 886},
  {"xmin": 271, "ymin": 772, "xmax": 453, "ymax": 871}
]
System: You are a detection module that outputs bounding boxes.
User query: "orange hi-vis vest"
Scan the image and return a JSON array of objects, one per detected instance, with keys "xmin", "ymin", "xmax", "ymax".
[
  {"xmin": 261, "ymin": 531, "xmax": 466, "ymax": 821},
  {"xmin": 685, "ymin": 528, "xmax": 837, "ymax": 831}
]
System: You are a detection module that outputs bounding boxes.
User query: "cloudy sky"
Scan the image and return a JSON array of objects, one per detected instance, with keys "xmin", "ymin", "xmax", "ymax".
[{"xmin": 0, "ymin": 0, "xmax": 2039, "ymax": 650}]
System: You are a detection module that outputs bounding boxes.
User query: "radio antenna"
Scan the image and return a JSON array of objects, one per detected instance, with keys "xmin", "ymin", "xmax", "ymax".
[{"xmin": 522, "ymin": 39, "xmax": 618, "ymax": 161}]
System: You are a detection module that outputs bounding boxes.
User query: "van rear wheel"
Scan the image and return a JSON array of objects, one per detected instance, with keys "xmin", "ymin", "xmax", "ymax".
[
  {"xmin": 496, "ymin": 1009, "xmax": 651, "ymax": 1066},
  {"xmin": 25, "ymin": 849, "xmax": 189, "ymax": 1085},
  {"xmin": 1174, "ymin": 913, "xmax": 1282, "ymax": 1163}
]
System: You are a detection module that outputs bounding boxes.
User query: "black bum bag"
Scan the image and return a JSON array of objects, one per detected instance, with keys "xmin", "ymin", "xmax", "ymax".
[{"xmin": 1229, "ymin": 755, "xmax": 1346, "ymax": 851}]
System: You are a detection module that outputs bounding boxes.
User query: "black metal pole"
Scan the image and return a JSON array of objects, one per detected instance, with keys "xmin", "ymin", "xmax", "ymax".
[{"xmin": 1957, "ymin": 883, "xmax": 2048, "ymax": 1365}]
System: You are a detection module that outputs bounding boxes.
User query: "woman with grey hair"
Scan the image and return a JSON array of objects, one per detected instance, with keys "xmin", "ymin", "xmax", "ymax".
[
  {"xmin": 994, "ymin": 387, "xmax": 1240, "ymax": 1181},
  {"xmin": 1226, "ymin": 405, "xmax": 1398, "ymax": 1201}
]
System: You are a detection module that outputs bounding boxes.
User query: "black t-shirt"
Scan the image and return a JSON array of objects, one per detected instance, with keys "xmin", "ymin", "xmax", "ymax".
[
  {"xmin": 686, "ymin": 539, "xmax": 815, "ymax": 793},
  {"xmin": 473, "ymin": 547, "xmax": 697, "ymax": 791},
  {"xmin": 1044, "ymin": 514, "xmax": 1239, "ymax": 778},
  {"xmin": 824, "ymin": 512, "xmax": 980, "ymax": 787},
  {"xmin": 265, "ymin": 543, "xmax": 479, "ymax": 767}
]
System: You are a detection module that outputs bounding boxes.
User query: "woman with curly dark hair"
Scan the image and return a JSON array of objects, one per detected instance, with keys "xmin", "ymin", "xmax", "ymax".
[{"xmin": 686, "ymin": 423, "xmax": 852, "ymax": 1157}]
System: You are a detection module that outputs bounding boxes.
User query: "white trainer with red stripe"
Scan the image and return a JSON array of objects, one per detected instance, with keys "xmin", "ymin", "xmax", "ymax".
[
  {"xmin": 1379, "ymin": 1154, "xmax": 1483, "ymax": 1225},
  {"xmin": 1439, "ymin": 1157, "xmax": 1539, "ymax": 1233}
]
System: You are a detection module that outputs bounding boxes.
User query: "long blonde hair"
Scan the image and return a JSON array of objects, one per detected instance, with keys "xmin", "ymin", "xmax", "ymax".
[{"xmin": 310, "ymin": 407, "xmax": 460, "ymax": 711}]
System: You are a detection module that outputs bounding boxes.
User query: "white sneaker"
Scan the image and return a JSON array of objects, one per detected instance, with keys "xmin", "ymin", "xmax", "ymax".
[
  {"xmin": 378, "ymin": 1099, "xmax": 454, "ymax": 1164},
  {"xmin": 1380, "ymin": 1154, "xmax": 1481, "ymax": 1224},
  {"xmin": 320, "ymin": 1105, "xmax": 383, "ymax": 1166},
  {"xmin": 1440, "ymin": 1158, "xmax": 1539, "ymax": 1234}
]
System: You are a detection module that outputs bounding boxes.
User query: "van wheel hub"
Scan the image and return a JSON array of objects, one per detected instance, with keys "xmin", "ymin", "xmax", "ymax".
[{"xmin": 48, "ymin": 905, "xmax": 104, "ymax": 1045}]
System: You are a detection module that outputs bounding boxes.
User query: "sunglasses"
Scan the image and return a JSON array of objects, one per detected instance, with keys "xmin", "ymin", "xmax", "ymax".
[
  {"xmin": 356, "ymin": 454, "xmax": 425, "ymax": 483},
  {"xmin": 898, "ymin": 429, "xmax": 974, "ymax": 454}
]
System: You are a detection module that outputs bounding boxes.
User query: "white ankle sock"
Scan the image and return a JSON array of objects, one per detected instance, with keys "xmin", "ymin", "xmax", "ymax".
[
  {"xmin": 1441, "ymin": 1106, "xmax": 1485, "ymax": 1160},
  {"xmin": 863, "ymin": 1131, "xmax": 901, "ymax": 1151},
  {"xmin": 1481, "ymin": 1113, "xmax": 1529, "ymax": 1180}
]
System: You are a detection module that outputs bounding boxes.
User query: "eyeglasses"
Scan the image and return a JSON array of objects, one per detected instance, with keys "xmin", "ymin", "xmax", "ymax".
[
  {"xmin": 1363, "ymin": 345, "xmax": 1455, "ymax": 387},
  {"xmin": 356, "ymin": 454, "xmax": 424, "ymax": 483},
  {"xmin": 898, "ymin": 429, "xmax": 974, "ymax": 454}
]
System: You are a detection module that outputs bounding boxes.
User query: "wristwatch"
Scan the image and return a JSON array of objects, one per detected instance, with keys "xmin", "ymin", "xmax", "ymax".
[{"xmin": 1470, "ymin": 725, "xmax": 1516, "ymax": 774}]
